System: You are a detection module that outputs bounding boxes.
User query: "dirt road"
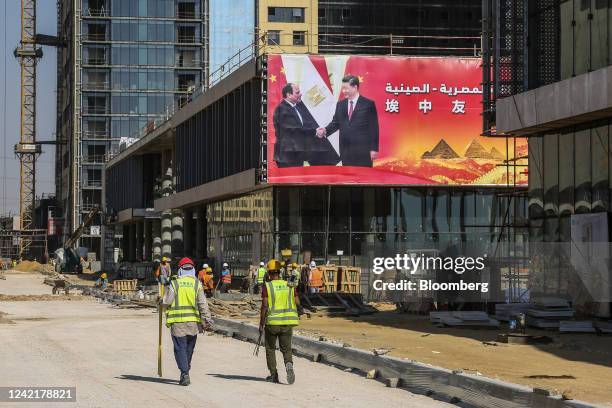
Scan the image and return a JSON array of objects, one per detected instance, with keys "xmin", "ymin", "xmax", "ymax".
[{"xmin": 0, "ymin": 272, "xmax": 449, "ymax": 408}]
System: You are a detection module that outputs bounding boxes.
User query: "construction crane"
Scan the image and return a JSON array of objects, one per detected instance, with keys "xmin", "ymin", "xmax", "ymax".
[{"xmin": 13, "ymin": 0, "xmax": 63, "ymax": 258}]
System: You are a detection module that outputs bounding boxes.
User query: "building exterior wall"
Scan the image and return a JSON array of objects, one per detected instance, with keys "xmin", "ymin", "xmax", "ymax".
[
  {"xmin": 56, "ymin": 0, "xmax": 205, "ymax": 256},
  {"xmin": 258, "ymin": 0, "xmax": 318, "ymax": 54},
  {"xmin": 201, "ymin": 186, "xmax": 526, "ymax": 289},
  {"xmin": 317, "ymin": 0, "xmax": 480, "ymax": 55}
]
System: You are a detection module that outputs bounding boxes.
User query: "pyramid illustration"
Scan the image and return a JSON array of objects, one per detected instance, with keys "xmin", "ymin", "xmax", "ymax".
[
  {"xmin": 464, "ymin": 139, "xmax": 491, "ymax": 159},
  {"xmin": 422, "ymin": 139, "xmax": 460, "ymax": 159},
  {"xmin": 489, "ymin": 146, "xmax": 504, "ymax": 160}
]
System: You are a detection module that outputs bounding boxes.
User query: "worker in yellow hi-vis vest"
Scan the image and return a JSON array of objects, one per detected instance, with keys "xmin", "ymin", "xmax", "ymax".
[
  {"xmin": 259, "ymin": 259, "xmax": 300, "ymax": 384},
  {"xmin": 161, "ymin": 257, "xmax": 213, "ymax": 386}
]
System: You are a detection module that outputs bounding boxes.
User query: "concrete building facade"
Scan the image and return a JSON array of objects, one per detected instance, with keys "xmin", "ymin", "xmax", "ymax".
[{"xmin": 484, "ymin": 0, "xmax": 612, "ymax": 316}]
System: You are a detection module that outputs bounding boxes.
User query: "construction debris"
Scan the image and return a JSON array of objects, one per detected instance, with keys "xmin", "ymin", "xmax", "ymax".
[
  {"xmin": 430, "ymin": 311, "xmax": 499, "ymax": 327},
  {"xmin": 494, "ymin": 303, "xmax": 533, "ymax": 321},
  {"xmin": 526, "ymin": 297, "xmax": 574, "ymax": 329},
  {"xmin": 559, "ymin": 321, "xmax": 596, "ymax": 333}
]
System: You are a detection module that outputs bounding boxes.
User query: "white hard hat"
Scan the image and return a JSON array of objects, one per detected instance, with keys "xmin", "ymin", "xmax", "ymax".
[
  {"xmin": 203, "ymin": 263, "xmax": 209, "ymax": 269},
  {"xmin": 310, "ymin": 261, "xmax": 316, "ymax": 268},
  {"xmin": 259, "ymin": 262, "xmax": 265, "ymax": 266},
  {"xmin": 223, "ymin": 262, "xmax": 229, "ymax": 267}
]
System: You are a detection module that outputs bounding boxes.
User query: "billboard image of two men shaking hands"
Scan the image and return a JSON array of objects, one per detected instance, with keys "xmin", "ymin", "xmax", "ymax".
[{"xmin": 273, "ymin": 75, "xmax": 379, "ymax": 168}]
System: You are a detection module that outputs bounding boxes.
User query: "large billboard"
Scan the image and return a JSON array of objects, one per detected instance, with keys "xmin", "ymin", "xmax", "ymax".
[{"xmin": 266, "ymin": 54, "xmax": 527, "ymax": 185}]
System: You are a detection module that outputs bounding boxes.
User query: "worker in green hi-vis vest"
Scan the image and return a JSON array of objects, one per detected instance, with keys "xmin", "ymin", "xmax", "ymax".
[{"xmin": 259, "ymin": 259, "xmax": 300, "ymax": 385}]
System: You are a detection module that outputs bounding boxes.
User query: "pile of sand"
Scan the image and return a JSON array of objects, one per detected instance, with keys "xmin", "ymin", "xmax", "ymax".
[
  {"xmin": 13, "ymin": 261, "xmax": 54, "ymax": 274},
  {"xmin": 0, "ymin": 294, "xmax": 86, "ymax": 302}
]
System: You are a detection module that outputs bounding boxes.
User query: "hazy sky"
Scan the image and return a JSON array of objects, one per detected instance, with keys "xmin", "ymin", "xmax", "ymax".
[{"xmin": 1, "ymin": 0, "xmax": 57, "ymax": 216}]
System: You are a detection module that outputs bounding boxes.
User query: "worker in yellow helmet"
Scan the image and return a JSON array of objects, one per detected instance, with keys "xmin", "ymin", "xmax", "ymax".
[
  {"xmin": 259, "ymin": 259, "xmax": 300, "ymax": 384},
  {"xmin": 155, "ymin": 256, "xmax": 172, "ymax": 285}
]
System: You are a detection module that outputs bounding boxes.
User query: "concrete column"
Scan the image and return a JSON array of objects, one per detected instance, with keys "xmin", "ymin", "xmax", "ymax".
[
  {"xmin": 196, "ymin": 206, "xmax": 205, "ymax": 259},
  {"xmin": 183, "ymin": 209, "xmax": 193, "ymax": 257},
  {"xmin": 136, "ymin": 221, "xmax": 144, "ymax": 261},
  {"xmin": 128, "ymin": 223, "xmax": 137, "ymax": 262},
  {"xmin": 161, "ymin": 211, "xmax": 172, "ymax": 258},
  {"xmin": 121, "ymin": 224, "xmax": 129, "ymax": 262},
  {"xmin": 144, "ymin": 219, "xmax": 153, "ymax": 261},
  {"xmin": 171, "ymin": 210, "xmax": 184, "ymax": 257},
  {"xmin": 152, "ymin": 219, "xmax": 162, "ymax": 261}
]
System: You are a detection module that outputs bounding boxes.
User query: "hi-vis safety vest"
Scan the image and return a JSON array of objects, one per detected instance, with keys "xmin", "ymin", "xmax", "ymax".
[
  {"xmin": 166, "ymin": 276, "xmax": 201, "ymax": 327},
  {"xmin": 257, "ymin": 267, "xmax": 267, "ymax": 284},
  {"xmin": 265, "ymin": 280, "xmax": 299, "ymax": 326}
]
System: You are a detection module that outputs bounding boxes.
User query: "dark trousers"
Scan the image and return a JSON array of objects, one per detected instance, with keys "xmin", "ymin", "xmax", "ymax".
[
  {"xmin": 172, "ymin": 334, "xmax": 197, "ymax": 375},
  {"xmin": 264, "ymin": 325, "xmax": 293, "ymax": 374},
  {"xmin": 277, "ymin": 152, "xmax": 304, "ymax": 167},
  {"xmin": 219, "ymin": 283, "xmax": 230, "ymax": 293}
]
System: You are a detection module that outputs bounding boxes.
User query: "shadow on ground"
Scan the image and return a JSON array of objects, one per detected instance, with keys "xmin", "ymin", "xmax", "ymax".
[{"xmin": 117, "ymin": 374, "xmax": 179, "ymax": 385}]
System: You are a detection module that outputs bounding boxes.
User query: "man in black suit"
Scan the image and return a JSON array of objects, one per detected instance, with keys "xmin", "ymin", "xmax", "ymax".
[
  {"xmin": 273, "ymin": 83, "xmax": 315, "ymax": 167},
  {"xmin": 317, "ymin": 75, "xmax": 379, "ymax": 167},
  {"xmin": 274, "ymin": 83, "xmax": 339, "ymax": 167}
]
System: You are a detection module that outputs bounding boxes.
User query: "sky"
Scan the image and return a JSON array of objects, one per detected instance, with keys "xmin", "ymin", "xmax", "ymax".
[{"xmin": 1, "ymin": 0, "xmax": 57, "ymax": 217}]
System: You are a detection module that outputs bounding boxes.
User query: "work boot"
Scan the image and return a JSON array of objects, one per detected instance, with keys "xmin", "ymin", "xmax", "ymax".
[
  {"xmin": 265, "ymin": 372, "xmax": 280, "ymax": 383},
  {"xmin": 286, "ymin": 362, "xmax": 295, "ymax": 385},
  {"xmin": 179, "ymin": 373, "xmax": 191, "ymax": 386}
]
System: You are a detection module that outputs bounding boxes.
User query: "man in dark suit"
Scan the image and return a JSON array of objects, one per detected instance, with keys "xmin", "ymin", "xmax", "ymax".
[
  {"xmin": 317, "ymin": 75, "xmax": 379, "ymax": 167},
  {"xmin": 274, "ymin": 83, "xmax": 339, "ymax": 167},
  {"xmin": 273, "ymin": 83, "xmax": 315, "ymax": 167}
]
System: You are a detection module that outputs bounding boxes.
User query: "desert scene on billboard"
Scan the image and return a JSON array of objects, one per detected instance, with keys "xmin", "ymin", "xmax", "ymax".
[{"xmin": 267, "ymin": 54, "xmax": 527, "ymax": 185}]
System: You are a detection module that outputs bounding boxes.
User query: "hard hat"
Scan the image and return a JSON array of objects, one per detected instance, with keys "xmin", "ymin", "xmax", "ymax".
[
  {"xmin": 162, "ymin": 257, "xmax": 169, "ymax": 262},
  {"xmin": 281, "ymin": 261, "xmax": 286, "ymax": 267},
  {"xmin": 223, "ymin": 262, "xmax": 229, "ymax": 267},
  {"xmin": 291, "ymin": 262, "xmax": 299, "ymax": 268},
  {"xmin": 203, "ymin": 263, "xmax": 209, "ymax": 269},
  {"xmin": 267, "ymin": 259, "xmax": 281, "ymax": 271},
  {"xmin": 205, "ymin": 267, "xmax": 212, "ymax": 273},
  {"xmin": 178, "ymin": 257, "xmax": 194, "ymax": 268},
  {"xmin": 259, "ymin": 261, "xmax": 265, "ymax": 266},
  {"xmin": 310, "ymin": 261, "xmax": 316, "ymax": 268}
]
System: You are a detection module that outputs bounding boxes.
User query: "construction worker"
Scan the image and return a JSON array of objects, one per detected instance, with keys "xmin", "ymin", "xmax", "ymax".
[
  {"xmin": 287, "ymin": 263, "xmax": 300, "ymax": 288},
  {"xmin": 197, "ymin": 264, "xmax": 215, "ymax": 297},
  {"xmin": 95, "ymin": 272, "xmax": 108, "ymax": 290},
  {"xmin": 254, "ymin": 261, "xmax": 267, "ymax": 294},
  {"xmin": 308, "ymin": 261, "xmax": 323, "ymax": 294},
  {"xmin": 219, "ymin": 262, "xmax": 232, "ymax": 293},
  {"xmin": 260, "ymin": 259, "xmax": 300, "ymax": 384},
  {"xmin": 162, "ymin": 257, "xmax": 213, "ymax": 386},
  {"xmin": 156, "ymin": 257, "xmax": 172, "ymax": 285}
]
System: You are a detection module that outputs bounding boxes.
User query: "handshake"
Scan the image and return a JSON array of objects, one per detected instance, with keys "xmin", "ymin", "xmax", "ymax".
[{"xmin": 315, "ymin": 127, "xmax": 327, "ymax": 138}]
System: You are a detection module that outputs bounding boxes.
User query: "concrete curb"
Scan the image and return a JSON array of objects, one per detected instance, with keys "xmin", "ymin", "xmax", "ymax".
[{"xmin": 212, "ymin": 317, "xmax": 601, "ymax": 408}]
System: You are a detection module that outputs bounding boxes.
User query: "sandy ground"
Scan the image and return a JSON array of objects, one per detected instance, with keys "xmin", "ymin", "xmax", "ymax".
[
  {"xmin": 0, "ymin": 272, "xmax": 450, "ymax": 408},
  {"xmin": 298, "ymin": 310, "xmax": 612, "ymax": 406}
]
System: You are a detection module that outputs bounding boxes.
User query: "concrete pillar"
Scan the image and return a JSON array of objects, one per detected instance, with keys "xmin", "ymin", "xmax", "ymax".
[
  {"xmin": 144, "ymin": 219, "xmax": 153, "ymax": 261},
  {"xmin": 152, "ymin": 219, "xmax": 162, "ymax": 261},
  {"xmin": 196, "ymin": 206, "xmax": 205, "ymax": 259},
  {"xmin": 171, "ymin": 210, "xmax": 184, "ymax": 257},
  {"xmin": 128, "ymin": 223, "xmax": 137, "ymax": 262},
  {"xmin": 161, "ymin": 212, "xmax": 172, "ymax": 258},
  {"xmin": 136, "ymin": 221, "xmax": 144, "ymax": 261},
  {"xmin": 121, "ymin": 224, "xmax": 129, "ymax": 262},
  {"xmin": 183, "ymin": 209, "xmax": 193, "ymax": 257}
]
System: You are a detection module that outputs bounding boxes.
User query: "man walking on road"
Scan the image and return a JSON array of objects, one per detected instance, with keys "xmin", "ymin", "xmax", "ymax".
[
  {"xmin": 162, "ymin": 257, "xmax": 213, "ymax": 386},
  {"xmin": 259, "ymin": 259, "xmax": 300, "ymax": 384},
  {"xmin": 254, "ymin": 261, "xmax": 267, "ymax": 294}
]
